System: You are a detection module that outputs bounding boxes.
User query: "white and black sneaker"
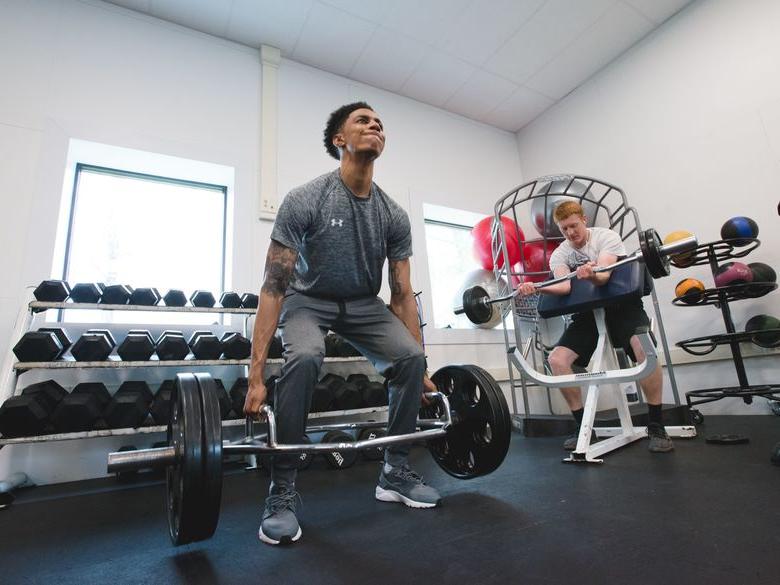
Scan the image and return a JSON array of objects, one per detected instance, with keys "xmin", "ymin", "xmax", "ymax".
[
  {"xmin": 375, "ymin": 464, "xmax": 441, "ymax": 508},
  {"xmin": 259, "ymin": 489, "xmax": 302, "ymax": 545}
]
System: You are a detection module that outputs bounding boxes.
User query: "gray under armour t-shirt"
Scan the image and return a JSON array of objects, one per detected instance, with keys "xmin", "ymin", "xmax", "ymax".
[{"xmin": 271, "ymin": 169, "xmax": 413, "ymax": 299}]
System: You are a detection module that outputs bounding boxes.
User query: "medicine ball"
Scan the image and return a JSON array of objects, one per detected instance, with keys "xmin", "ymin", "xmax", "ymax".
[
  {"xmin": 471, "ymin": 216, "xmax": 523, "ymax": 270},
  {"xmin": 745, "ymin": 315, "xmax": 780, "ymax": 348},
  {"xmin": 674, "ymin": 278, "xmax": 705, "ymax": 304},
  {"xmin": 714, "ymin": 262, "xmax": 753, "ymax": 288},
  {"xmin": 663, "ymin": 230, "xmax": 696, "ymax": 267},
  {"xmin": 720, "ymin": 216, "xmax": 758, "ymax": 247},
  {"xmin": 746, "ymin": 262, "xmax": 777, "ymax": 296},
  {"xmin": 530, "ymin": 179, "xmax": 599, "ymax": 238}
]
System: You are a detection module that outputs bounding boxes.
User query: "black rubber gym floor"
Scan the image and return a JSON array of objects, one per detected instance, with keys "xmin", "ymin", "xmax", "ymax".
[{"xmin": 1, "ymin": 415, "xmax": 779, "ymax": 585}]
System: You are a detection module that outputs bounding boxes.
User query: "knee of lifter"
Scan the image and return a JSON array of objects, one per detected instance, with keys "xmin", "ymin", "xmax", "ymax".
[
  {"xmin": 548, "ymin": 350, "xmax": 572, "ymax": 374},
  {"xmin": 287, "ymin": 348, "xmax": 322, "ymax": 368}
]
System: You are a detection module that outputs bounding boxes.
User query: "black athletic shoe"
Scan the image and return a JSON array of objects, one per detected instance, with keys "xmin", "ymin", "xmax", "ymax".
[{"xmin": 563, "ymin": 430, "xmax": 599, "ymax": 451}]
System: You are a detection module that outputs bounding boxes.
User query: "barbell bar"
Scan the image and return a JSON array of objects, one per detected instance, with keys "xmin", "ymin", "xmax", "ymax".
[{"xmin": 455, "ymin": 229, "xmax": 697, "ymax": 324}]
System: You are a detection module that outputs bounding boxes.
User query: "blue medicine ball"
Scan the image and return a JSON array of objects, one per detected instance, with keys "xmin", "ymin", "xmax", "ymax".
[{"xmin": 720, "ymin": 216, "xmax": 758, "ymax": 247}]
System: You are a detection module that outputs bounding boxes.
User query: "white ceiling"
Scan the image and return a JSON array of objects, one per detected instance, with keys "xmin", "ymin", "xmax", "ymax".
[{"xmin": 105, "ymin": 0, "xmax": 693, "ymax": 132}]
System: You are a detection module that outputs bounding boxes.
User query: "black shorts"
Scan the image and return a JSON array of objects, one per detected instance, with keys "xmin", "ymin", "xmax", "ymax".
[{"xmin": 556, "ymin": 298, "xmax": 650, "ymax": 368}]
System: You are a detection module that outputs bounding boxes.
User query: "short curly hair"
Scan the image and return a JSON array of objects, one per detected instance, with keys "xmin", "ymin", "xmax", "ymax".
[{"xmin": 323, "ymin": 101, "xmax": 374, "ymax": 160}]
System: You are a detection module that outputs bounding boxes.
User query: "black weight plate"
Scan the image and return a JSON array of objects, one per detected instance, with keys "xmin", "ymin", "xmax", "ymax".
[
  {"xmin": 426, "ymin": 365, "xmax": 511, "ymax": 479},
  {"xmin": 194, "ymin": 373, "xmax": 223, "ymax": 542},
  {"xmin": 357, "ymin": 426, "xmax": 387, "ymax": 461},
  {"xmin": 166, "ymin": 374, "xmax": 205, "ymax": 546},
  {"xmin": 321, "ymin": 430, "xmax": 358, "ymax": 469},
  {"xmin": 705, "ymin": 434, "xmax": 750, "ymax": 445},
  {"xmin": 640, "ymin": 228, "xmax": 670, "ymax": 279},
  {"xmin": 461, "ymin": 285, "xmax": 492, "ymax": 325}
]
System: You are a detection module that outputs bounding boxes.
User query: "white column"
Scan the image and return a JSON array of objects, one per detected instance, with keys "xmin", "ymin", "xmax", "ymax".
[{"xmin": 258, "ymin": 44, "xmax": 281, "ymax": 221}]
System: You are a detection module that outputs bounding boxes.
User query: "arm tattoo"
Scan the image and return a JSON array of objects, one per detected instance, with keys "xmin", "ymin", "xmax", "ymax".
[
  {"xmin": 261, "ymin": 241, "xmax": 297, "ymax": 297},
  {"xmin": 389, "ymin": 261, "xmax": 403, "ymax": 297}
]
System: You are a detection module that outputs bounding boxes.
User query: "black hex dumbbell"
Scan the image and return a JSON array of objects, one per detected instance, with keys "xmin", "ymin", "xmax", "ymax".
[
  {"xmin": 129, "ymin": 287, "xmax": 161, "ymax": 306},
  {"xmin": 150, "ymin": 379, "xmax": 175, "ymax": 425},
  {"xmin": 101, "ymin": 284, "xmax": 133, "ymax": 305},
  {"xmin": 189, "ymin": 290, "xmax": 216, "ymax": 307},
  {"xmin": 13, "ymin": 329, "xmax": 67, "ymax": 362},
  {"xmin": 311, "ymin": 375, "xmax": 340, "ymax": 412},
  {"xmin": 22, "ymin": 379, "xmax": 68, "ymax": 412},
  {"xmin": 0, "ymin": 394, "xmax": 51, "ymax": 437},
  {"xmin": 69, "ymin": 282, "xmax": 103, "ymax": 303},
  {"xmin": 240, "ymin": 293, "xmax": 258, "ymax": 308},
  {"xmin": 333, "ymin": 381, "xmax": 362, "ymax": 410},
  {"xmin": 162, "ymin": 289, "xmax": 187, "ymax": 307},
  {"xmin": 39, "ymin": 327, "xmax": 72, "ymax": 353},
  {"xmin": 50, "ymin": 391, "xmax": 104, "ymax": 433},
  {"xmin": 72, "ymin": 382, "xmax": 111, "ymax": 411},
  {"xmin": 229, "ymin": 377, "xmax": 248, "ymax": 418},
  {"xmin": 361, "ymin": 381, "xmax": 388, "ymax": 407},
  {"xmin": 104, "ymin": 385, "xmax": 150, "ymax": 429},
  {"xmin": 219, "ymin": 292, "xmax": 242, "ymax": 308},
  {"xmin": 268, "ymin": 333, "xmax": 283, "ymax": 359},
  {"xmin": 211, "ymin": 379, "xmax": 232, "ymax": 420},
  {"xmin": 221, "ymin": 332, "xmax": 251, "ymax": 359},
  {"xmin": 324, "ymin": 332, "xmax": 339, "ymax": 357},
  {"xmin": 117, "ymin": 330, "xmax": 155, "ymax": 361},
  {"xmin": 188, "ymin": 331, "xmax": 223, "ymax": 360},
  {"xmin": 33, "ymin": 280, "xmax": 70, "ymax": 302},
  {"xmin": 155, "ymin": 330, "xmax": 189, "ymax": 361},
  {"xmin": 335, "ymin": 335, "xmax": 361, "ymax": 357},
  {"xmin": 117, "ymin": 381, "xmax": 153, "ymax": 407},
  {"xmin": 71, "ymin": 330, "xmax": 115, "ymax": 361}
]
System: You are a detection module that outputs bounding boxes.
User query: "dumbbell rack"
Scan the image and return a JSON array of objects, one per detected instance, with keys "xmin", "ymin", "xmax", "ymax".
[
  {"xmin": 670, "ymin": 238, "xmax": 780, "ymax": 419},
  {"xmin": 0, "ymin": 292, "xmax": 386, "ymax": 448}
]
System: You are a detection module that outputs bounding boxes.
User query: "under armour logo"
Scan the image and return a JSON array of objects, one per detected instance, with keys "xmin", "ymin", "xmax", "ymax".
[{"xmin": 331, "ymin": 218, "xmax": 344, "ymax": 227}]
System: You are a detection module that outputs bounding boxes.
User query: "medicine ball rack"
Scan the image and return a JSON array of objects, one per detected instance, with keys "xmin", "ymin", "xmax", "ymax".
[
  {"xmin": 669, "ymin": 237, "xmax": 780, "ymax": 422},
  {"xmin": 0, "ymin": 290, "xmax": 383, "ymax": 448}
]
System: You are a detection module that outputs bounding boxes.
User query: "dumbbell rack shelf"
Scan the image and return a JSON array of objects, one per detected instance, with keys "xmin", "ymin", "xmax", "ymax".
[
  {"xmin": 0, "ymin": 405, "xmax": 388, "ymax": 447},
  {"xmin": 12, "ymin": 356, "xmax": 367, "ymax": 371},
  {"xmin": 2, "ymin": 291, "xmax": 376, "ymax": 449},
  {"xmin": 670, "ymin": 237, "xmax": 780, "ymax": 414}
]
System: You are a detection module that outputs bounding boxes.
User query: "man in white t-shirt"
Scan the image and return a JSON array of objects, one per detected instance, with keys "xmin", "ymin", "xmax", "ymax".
[{"xmin": 516, "ymin": 201, "xmax": 674, "ymax": 453}]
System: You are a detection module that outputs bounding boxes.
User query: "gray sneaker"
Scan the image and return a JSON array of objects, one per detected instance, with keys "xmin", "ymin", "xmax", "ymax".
[
  {"xmin": 375, "ymin": 464, "xmax": 441, "ymax": 508},
  {"xmin": 647, "ymin": 422, "xmax": 674, "ymax": 453},
  {"xmin": 259, "ymin": 488, "xmax": 302, "ymax": 545},
  {"xmin": 563, "ymin": 430, "xmax": 599, "ymax": 451}
]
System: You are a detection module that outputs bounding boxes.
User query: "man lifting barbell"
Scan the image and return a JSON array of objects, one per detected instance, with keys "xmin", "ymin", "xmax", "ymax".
[
  {"xmin": 244, "ymin": 102, "xmax": 441, "ymax": 546},
  {"xmin": 515, "ymin": 201, "xmax": 673, "ymax": 452}
]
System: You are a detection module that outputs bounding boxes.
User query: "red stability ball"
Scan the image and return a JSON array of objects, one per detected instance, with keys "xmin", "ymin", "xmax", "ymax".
[
  {"xmin": 471, "ymin": 216, "xmax": 523, "ymax": 270},
  {"xmin": 714, "ymin": 261, "xmax": 753, "ymax": 288},
  {"xmin": 519, "ymin": 240, "xmax": 560, "ymax": 283}
]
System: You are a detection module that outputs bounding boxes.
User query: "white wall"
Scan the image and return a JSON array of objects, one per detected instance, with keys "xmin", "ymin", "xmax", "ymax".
[
  {"xmin": 515, "ymin": 0, "xmax": 780, "ymax": 415},
  {"xmin": 0, "ymin": 0, "xmax": 523, "ymax": 484}
]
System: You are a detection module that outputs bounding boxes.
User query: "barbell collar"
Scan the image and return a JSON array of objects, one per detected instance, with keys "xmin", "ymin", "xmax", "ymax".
[{"xmin": 107, "ymin": 445, "xmax": 176, "ymax": 474}]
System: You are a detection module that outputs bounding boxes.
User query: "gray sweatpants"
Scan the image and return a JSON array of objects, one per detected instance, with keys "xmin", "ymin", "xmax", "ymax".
[{"xmin": 270, "ymin": 291, "xmax": 426, "ymax": 487}]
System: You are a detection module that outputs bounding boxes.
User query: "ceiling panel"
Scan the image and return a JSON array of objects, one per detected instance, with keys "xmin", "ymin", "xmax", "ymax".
[
  {"xmin": 381, "ymin": 0, "xmax": 472, "ymax": 48},
  {"xmin": 349, "ymin": 27, "xmax": 429, "ymax": 93},
  {"xmin": 104, "ymin": 0, "xmax": 151, "ymax": 12},
  {"xmin": 292, "ymin": 3, "xmax": 378, "ymax": 77},
  {"xmin": 621, "ymin": 0, "xmax": 692, "ymax": 24},
  {"xmin": 317, "ymin": 0, "xmax": 394, "ymax": 24},
  {"xmin": 485, "ymin": 0, "xmax": 615, "ymax": 84},
  {"xmin": 400, "ymin": 50, "xmax": 476, "ymax": 108},
  {"xmin": 525, "ymin": 1, "xmax": 654, "ymax": 100},
  {"xmin": 226, "ymin": 0, "xmax": 313, "ymax": 53},
  {"xmin": 150, "ymin": 0, "xmax": 233, "ymax": 37},
  {"xmin": 445, "ymin": 69, "xmax": 519, "ymax": 120},
  {"xmin": 439, "ymin": 0, "xmax": 545, "ymax": 66},
  {"xmin": 480, "ymin": 87, "xmax": 554, "ymax": 132}
]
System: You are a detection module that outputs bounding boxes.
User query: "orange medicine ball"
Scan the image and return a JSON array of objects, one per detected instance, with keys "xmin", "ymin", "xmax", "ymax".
[
  {"xmin": 664, "ymin": 230, "xmax": 696, "ymax": 266},
  {"xmin": 675, "ymin": 278, "xmax": 705, "ymax": 304}
]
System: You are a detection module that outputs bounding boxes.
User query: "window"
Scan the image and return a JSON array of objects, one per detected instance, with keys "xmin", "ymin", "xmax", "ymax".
[
  {"xmin": 423, "ymin": 203, "xmax": 510, "ymax": 330},
  {"xmin": 60, "ymin": 164, "xmax": 227, "ymax": 325}
]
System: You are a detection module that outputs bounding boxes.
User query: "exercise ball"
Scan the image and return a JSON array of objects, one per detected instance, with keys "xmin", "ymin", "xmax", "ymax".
[
  {"xmin": 455, "ymin": 269, "xmax": 508, "ymax": 329},
  {"xmin": 745, "ymin": 314, "xmax": 780, "ymax": 348},
  {"xmin": 714, "ymin": 262, "xmax": 753, "ymax": 288},
  {"xmin": 720, "ymin": 216, "xmax": 758, "ymax": 247},
  {"xmin": 674, "ymin": 278, "xmax": 705, "ymax": 304},
  {"xmin": 520, "ymin": 240, "xmax": 560, "ymax": 283},
  {"xmin": 663, "ymin": 230, "xmax": 697, "ymax": 267},
  {"xmin": 530, "ymin": 179, "xmax": 599, "ymax": 238},
  {"xmin": 746, "ymin": 262, "xmax": 777, "ymax": 296},
  {"xmin": 471, "ymin": 215, "xmax": 523, "ymax": 270}
]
